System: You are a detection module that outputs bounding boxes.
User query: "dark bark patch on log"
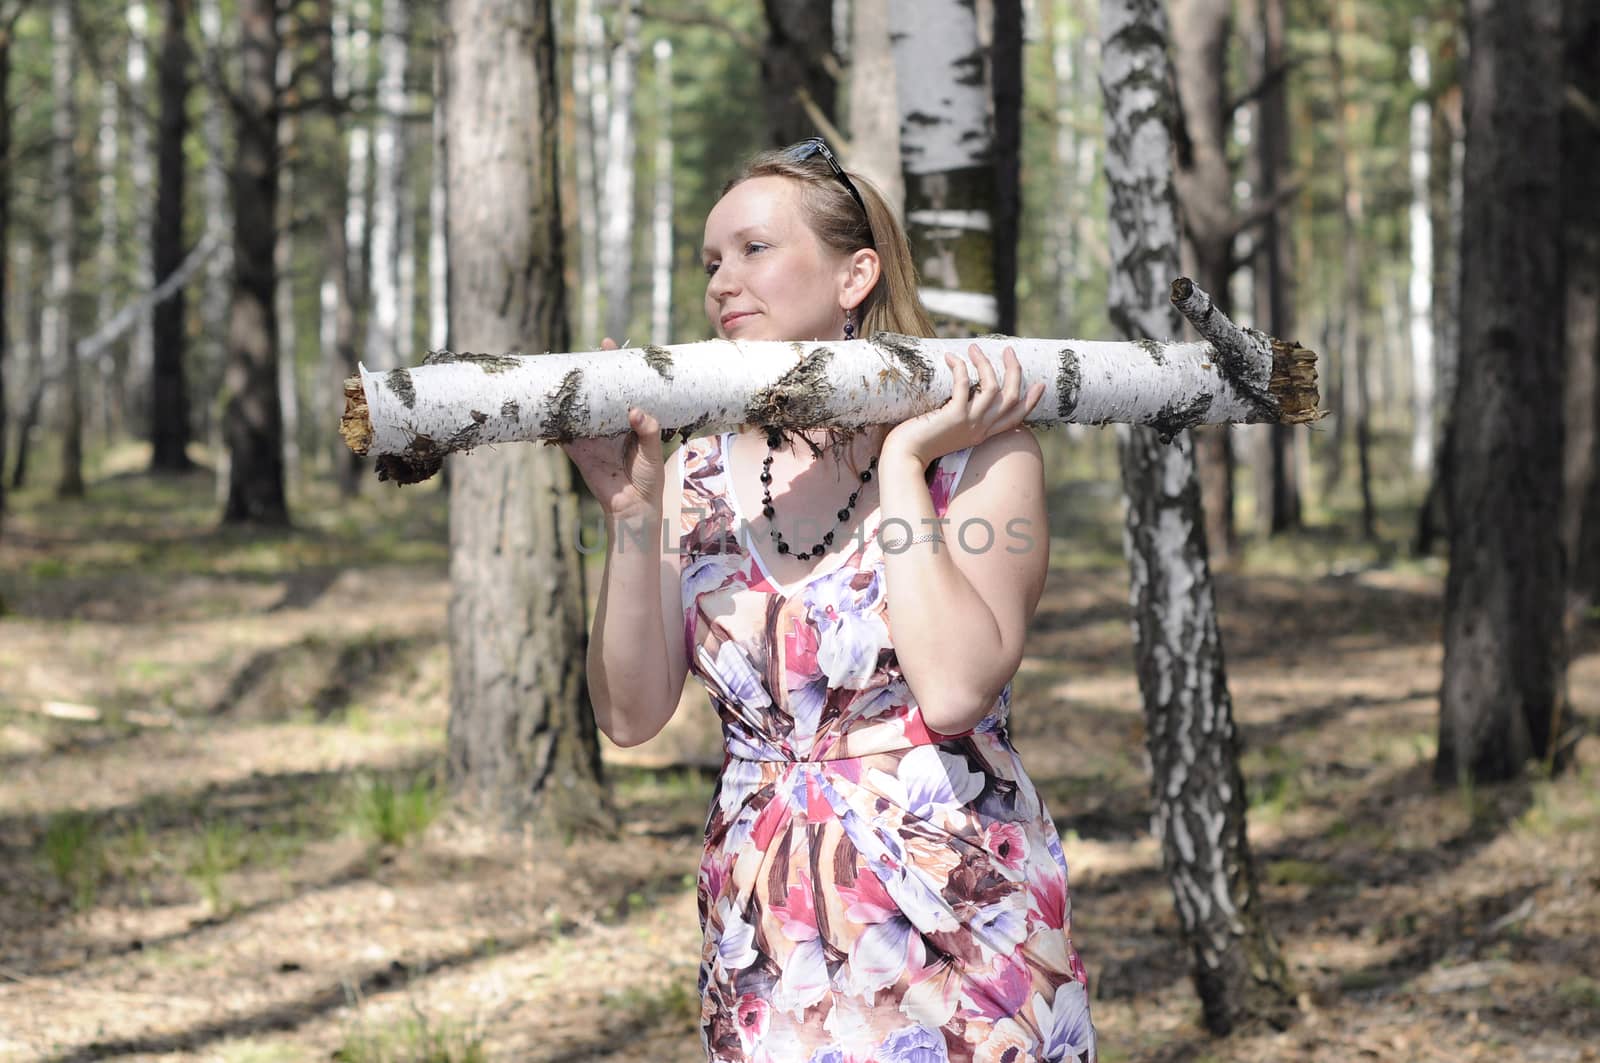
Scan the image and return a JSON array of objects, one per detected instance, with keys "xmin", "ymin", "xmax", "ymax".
[
  {"xmin": 641, "ymin": 345, "xmax": 675, "ymax": 380},
  {"xmin": 745, "ymin": 348, "xmax": 836, "ymax": 428},
  {"xmin": 543, "ymin": 369, "xmax": 590, "ymax": 442},
  {"xmin": 448, "ymin": 410, "xmax": 490, "ymax": 453},
  {"xmin": 377, "ymin": 433, "xmax": 444, "ymax": 485},
  {"xmin": 422, "ymin": 350, "xmax": 523, "ymax": 373},
  {"xmin": 1135, "ymin": 338, "xmax": 1167, "ymax": 364},
  {"xmin": 501, "ymin": 399, "xmax": 521, "ymax": 422},
  {"xmin": 1056, "ymin": 347, "xmax": 1082, "ymax": 419},
  {"xmin": 385, "ymin": 369, "xmax": 417, "ymax": 409},
  {"xmin": 870, "ymin": 332, "xmax": 935, "ymax": 391},
  {"xmin": 1149, "ymin": 393, "xmax": 1213, "ymax": 443}
]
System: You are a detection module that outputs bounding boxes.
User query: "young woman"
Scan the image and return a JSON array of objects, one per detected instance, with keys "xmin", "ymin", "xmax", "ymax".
[{"xmin": 562, "ymin": 139, "xmax": 1096, "ymax": 1063}]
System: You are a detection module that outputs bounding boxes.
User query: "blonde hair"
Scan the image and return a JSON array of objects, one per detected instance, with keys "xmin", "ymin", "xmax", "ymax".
[{"xmin": 720, "ymin": 149, "xmax": 936, "ymax": 340}]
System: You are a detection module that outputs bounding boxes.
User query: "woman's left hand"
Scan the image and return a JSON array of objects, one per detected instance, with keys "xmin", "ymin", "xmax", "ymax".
[{"xmin": 880, "ymin": 344, "xmax": 1046, "ymax": 467}]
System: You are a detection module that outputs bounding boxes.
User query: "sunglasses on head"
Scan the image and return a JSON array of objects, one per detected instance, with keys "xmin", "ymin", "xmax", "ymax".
[{"xmin": 782, "ymin": 137, "xmax": 871, "ymax": 225}]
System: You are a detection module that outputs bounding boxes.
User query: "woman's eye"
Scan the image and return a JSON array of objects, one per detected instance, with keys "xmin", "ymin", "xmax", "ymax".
[
  {"xmin": 744, "ymin": 242, "xmax": 768, "ymax": 255},
  {"xmin": 703, "ymin": 261, "xmax": 719, "ymax": 276}
]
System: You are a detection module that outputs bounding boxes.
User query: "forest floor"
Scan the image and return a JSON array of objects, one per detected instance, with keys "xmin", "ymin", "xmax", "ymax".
[{"xmin": 0, "ymin": 438, "xmax": 1597, "ymax": 1063}]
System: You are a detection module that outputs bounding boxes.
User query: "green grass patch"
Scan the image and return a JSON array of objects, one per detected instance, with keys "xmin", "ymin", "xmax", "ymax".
[
  {"xmin": 603, "ymin": 978, "xmax": 700, "ymax": 1030},
  {"xmin": 41, "ymin": 811, "xmax": 106, "ymax": 910},
  {"xmin": 1266, "ymin": 857, "xmax": 1347, "ymax": 888},
  {"xmin": 1245, "ymin": 744, "xmax": 1308, "ymax": 818},
  {"xmin": 345, "ymin": 770, "xmax": 444, "ymax": 849},
  {"xmin": 333, "ymin": 1016, "xmax": 486, "ymax": 1063}
]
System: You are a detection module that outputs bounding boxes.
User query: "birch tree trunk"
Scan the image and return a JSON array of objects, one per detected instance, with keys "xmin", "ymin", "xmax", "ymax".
[
  {"xmin": 1100, "ymin": 0, "xmax": 1292, "ymax": 1033},
  {"xmin": 344, "ymin": 0, "xmax": 372, "ymax": 313},
  {"xmin": 276, "ymin": 9, "xmax": 300, "ymax": 489},
  {"xmin": 761, "ymin": 0, "xmax": 836, "ymax": 145},
  {"xmin": 150, "ymin": 0, "xmax": 195, "ymax": 472},
  {"xmin": 845, "ymin": 0, "xmax": 903, "ymax": 217},
  {"xmin": 1438, "ymin": 0, "xmax": 1567, "ymax": 783},
  {"xmin": 571, "ymin": 0, "xmax": 603, "ymax": 346},
  {"xmin": 1408, "ymin": 24, "xmax": 1435, "ymax": 480},
  {"xmin": 1171, "ymin": 0, "xmax": 1236, "ymax": 562},
  {"xmin": 198, "ymin": 0, "xmax": 232, "ymax": 483},
  {"xmin": 364, "ymin": 0, "xmax": 407, "ymax": 372},
  {"xmin": 221, "ymin": 0, "xmax": 288, "ymax": 526},
  {"xmin": 9, "ymin": 242, "xmax": 41, "ymax": 492},
  {"xmin": 1562, "ymin": 0, "xmax": 1600, "ymax": 605},
  {"xmin": 95, "ymin": 76, "xmax": 121, "ymax": 440},
  {"xmin": 49, "ymin": 0, "xmax": 83, "ymax": 499},
  {"xmin": 428, "ymin": 49, "xmax": 448, "ymax": 353},
  {"xmin": 1250, "ymin": 0, "xmax": 1299, "ymax": 535},
  {"xmin": 890, "ymin": 0, "xmax": 1018, "ymax": 332},
  {"xmin": 601, "ymin": 0, "xmax": 639, "ymax": 343},
  {"xmin": 442, "ymin": 0, "xmax": 609, "ymax": 834},
  {"xmin": 648, "ymin": 38, "xmax": 672, "ymax": 347}
]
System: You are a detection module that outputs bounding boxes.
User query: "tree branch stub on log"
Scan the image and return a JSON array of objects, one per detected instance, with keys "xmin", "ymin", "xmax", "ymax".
[{"xmin": 340, "ymin": 277, "xmax": 1320, "ymax": 485}]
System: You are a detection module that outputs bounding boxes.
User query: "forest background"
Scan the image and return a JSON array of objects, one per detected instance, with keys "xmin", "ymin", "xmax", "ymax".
[{"xmin": 0, "ymin": 0, "xmax": 1596, "ymax": 1060}]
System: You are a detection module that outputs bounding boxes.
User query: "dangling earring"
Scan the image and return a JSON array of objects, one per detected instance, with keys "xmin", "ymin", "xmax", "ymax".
[{"xmin": 843, "ymin": 310, "xmax": 856, "ymax": 341}]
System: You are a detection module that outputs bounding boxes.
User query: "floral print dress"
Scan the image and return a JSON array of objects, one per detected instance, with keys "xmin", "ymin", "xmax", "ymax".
[{"xmin": 680, "ymin": 431, "xmax": 1096, "ymax": 1063}]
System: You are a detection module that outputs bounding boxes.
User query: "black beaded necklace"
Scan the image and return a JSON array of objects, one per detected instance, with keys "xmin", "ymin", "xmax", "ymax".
[{"xmin": 759, "ymin": 427, "xmax": 877, "ymax": 561}]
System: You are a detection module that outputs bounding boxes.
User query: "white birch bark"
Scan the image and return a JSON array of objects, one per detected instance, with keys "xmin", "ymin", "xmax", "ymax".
[
  {"xmin": 601, "ymin": 0, "xmax": 639, "ymax": 342},
  {"xmin": 397, "ymin": 121, "xmax": 416, "ymax": 365},
  {"xmin": 846, "ymin": 0, "xmax": 904, "ymax": 217},
  {"xmin": 126, "ymin": 0, "xmax": 155, "ymax": 391},
  {"xmin": 344, "ymin": 295, "xmax": 1318, "ymax": 482},
  {"xmin": 276, "ymin": 11, "xmax": 299, "ymax": 485},
  {"xmin": 572, "ymin": 0, "xmax": 604, "ymax": 345},
  {"xmin": 344, "ymin": 0, "xmax": 373, "ymax": 302},
  {"xmin": 890, "ymin": 0, "xmax": 997, "ymax": 327},
  {"xmin": 1408, "ymin": 28, "xmax": 1435, "ymax": 477},
  {"xmin": 364, "ymin": 0, "xmax": 407, "ymax": 371},
  {"xmin": 648, "ymin": 38, "xmax": 672, "ymax": 347},
  {"xmin": 428, "ymin": 52, "xmax": 448, "ymax": 351},
  {"xmin": 95, "ymin": 75, "xmax": 120, "ymax": 433}
]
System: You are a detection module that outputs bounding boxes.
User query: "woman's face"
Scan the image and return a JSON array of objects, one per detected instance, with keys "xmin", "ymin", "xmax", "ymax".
[{"xmin": 702, "ymin": 176, "xmax": 854, "ymax": 342}]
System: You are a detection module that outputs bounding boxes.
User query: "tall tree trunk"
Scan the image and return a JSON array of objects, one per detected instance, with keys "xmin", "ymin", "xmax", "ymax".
[
  {"xmin": 343, "ymin": 0, "xmax": 373, "ymax": 324},
  {"xmin": 364, "ymin": 0, "xmax": 407, "ymax": 372},
  {"xmin": 1563, "ymin": 0, "xmax": 1600, "ymax": 605},
  {"xmin": 1171, "ymin": 0, "xmax": 1236, "ymax": 561},
  {"xmin": 321, "ymin": 0, "xmax": 362, "ymax": 495},
  {"xmin": 760, "ymin": 0, "xmax": 836, "ymax": 146},
  {"xmin": 571, "ymin": 0, "xmax": 603, "ymax": 346},
  {"xmin": 890, "ymin": 0, "xmax": 1016, "ymax": 332},
  {"xmin": 1407, "ymin": 20, "xmax": 1435, "ymax": 481},
  {"xmin": 198, "ymin": 0, "xmax": 233, "ymax": 490},
  {"xmin": 602, "ymin": 0, "xmax": 639, "ymax": 343},
  {"xmin": 127, "ymin": 0, "xmax": 156, "ymax": 426},
  {"xmin": 1330, "ymin": 1, "xmax": 1375, "ymax": 541},
  {"xmin": 648, "ymin": 38, "xmax": 672, "ymax": 346},
  {"xmin": 95, "ymin": 77, "xmax": 121, "ymax": 441},
  {"xmin": 10, "ymin": 242, "xmax": 42, "ymax": 491},
  {"xmin": 845, "ymin": 0, "xmax": 903, "ymax": 216},
  {"xmin": 0, "ymin": 22, "xmax": 10, "ymax": 527},
  {"xmin": 150, "ymin": 0, "xmax": 195, "ymax": 472},
  {"xmin": 1438, "ymin": 0, "xmax": 1567, "ymax": 783},
  {"xmin": 1099, "ymin": 0, "xmax": 1292, "ymax": 1033},
  {"xmin": 1253, "ymin": 0, "xmax": 1299, "ymax": 534},
  {"xmin": 442, "ymin": 0, "xmax": 608, "ymax": 833},
  {"xmin": 428, "ymin": 46, "xmax": 447, "ymax": 352},
  {"xmin": 50, "ymin": 0, "xmax": 83, "ymax": 499},
  {"xmin": 275, "ymin": 6, "xmax": 300, "ymax": 488},
  {"xmin": 221, "ymin": 0, "xmax": 288, "ymax": 525}
]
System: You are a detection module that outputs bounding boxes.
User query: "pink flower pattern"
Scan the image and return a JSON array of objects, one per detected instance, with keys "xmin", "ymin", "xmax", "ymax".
[{"xmin": 682, "ymin": 432, "xmax": 1095, "ymax": 1063}]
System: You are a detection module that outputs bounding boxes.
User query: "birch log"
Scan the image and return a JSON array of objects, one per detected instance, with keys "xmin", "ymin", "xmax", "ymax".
[{"xmin": 341, "ymin": 279, "xmax": 1318, "ymax": 484}]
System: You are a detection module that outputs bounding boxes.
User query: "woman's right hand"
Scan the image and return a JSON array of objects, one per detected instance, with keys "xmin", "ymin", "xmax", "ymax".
[{"xmin": 559, "ymin": 338, "xmax": 666, "ymax": 523}]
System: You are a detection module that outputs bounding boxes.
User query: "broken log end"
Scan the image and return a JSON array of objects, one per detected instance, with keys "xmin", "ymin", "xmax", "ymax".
[
  {"xmin": 1269, "ymin": 339, "xmax": 1325, "ymax": 425},
  {"xmin": 341, "ymin": 375, "xmax": 374, "ymax": 455}
]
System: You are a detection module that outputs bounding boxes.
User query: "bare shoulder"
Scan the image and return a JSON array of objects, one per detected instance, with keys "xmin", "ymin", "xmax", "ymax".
[{"xmin": 952, "ymin": 427, "xmax": 1045, "ymax": 504}]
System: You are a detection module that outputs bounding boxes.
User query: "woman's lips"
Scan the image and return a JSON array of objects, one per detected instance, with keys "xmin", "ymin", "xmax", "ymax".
[{"xmin": 721, "ymin": 311, "xmax": 755, "ymax": 330}]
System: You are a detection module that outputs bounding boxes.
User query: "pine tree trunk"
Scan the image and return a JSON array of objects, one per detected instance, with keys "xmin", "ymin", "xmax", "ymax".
[
  {"xmin": 760, "ymin": 0, "xmax": 836, "ymax": 145},
  {"xmin": 845, "ymin": 0, "xmax": 903, "ymax": 216},
  {"xmin": 150, "ymin": 0, "xmax": 195, "ymax": 472},
  {"xmin": 1171, "ymin": 0, "xmax": 1237, "ymax": 562},
  {"xmin": 1251, "ymin": 0, "xmax": 1299, "ymax": 535},
  {"xmin": 364, "ymin": 0, "xmax": 407, "ymax": 372},
  {"xmin": 0, "ymin": 25, "xmax": 10, "ymax": 528},
  {"xmin": 198, "ymin": 0, "xmax": 233, "ymax": 474},
  {"xmin": 889, "ymin": 0, "xmax": 1013, "ymax": 331},
  {"xmin": 602, "ymin": 0, "xmax": 639, "ymax": 343},
  {"xmin": 1100, "ymin": 0, "xmax": 1293, "ymax": 1033},
  {"xmin": 1563, "ymin": 0, "xmax": 1600, "ymax": 605},
  {"xmin": 276, "ymin": 8, "xmax": 300, "ymax": 488},
  {"xmin": 1438, "ymin": 0, "xmax": 1567, "ymax": 783},
  {"xmin": 9, "ymin": 243, "xmax": 41, "ymax": 492},
  {"xmin": 126, "ymin": 1, "xmax": 156, "ymax": 423},
  {"xmin": 221, "ymin": 0, "xmax": 288, "ymax": 526},
  {"xmin": 50, "ymin": 0, "xmax": 83, "ymax": 499},
  {"xmin": 442, "ymin": 0, "xmax": 609, "ymax": 834},
  {"xmin": 648, "ymin": 38, "xmax": 673, "ymax": 347}
]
